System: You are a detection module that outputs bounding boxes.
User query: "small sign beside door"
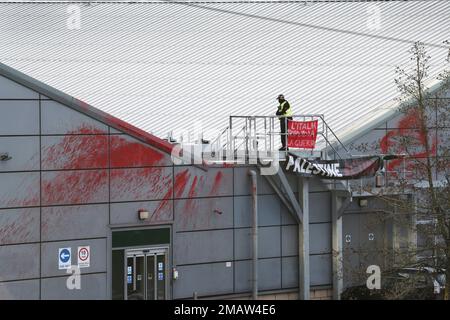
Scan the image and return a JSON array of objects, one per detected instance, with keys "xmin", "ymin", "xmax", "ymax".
[
  {"xmin": 158, "ymin": 262, "xmax": 164, "ymax": 271},
  {"xmin": 77, "ymin": 246, "xmax": 90, "ymax": 268},
  {"xmin": 58, "ymin": 247, "xmax": 71, "ymax": 270}
]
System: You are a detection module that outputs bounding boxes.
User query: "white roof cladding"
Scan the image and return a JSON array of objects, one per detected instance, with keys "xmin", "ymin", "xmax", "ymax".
[{"xmin": 0, "ymin": 1, "xmax": 449, "ymax": 141}]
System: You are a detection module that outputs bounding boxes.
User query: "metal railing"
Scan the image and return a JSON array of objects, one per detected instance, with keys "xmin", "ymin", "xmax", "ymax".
[{"xmin": 209, "ymin": 114, "xmax": 351, "ymax": 161}]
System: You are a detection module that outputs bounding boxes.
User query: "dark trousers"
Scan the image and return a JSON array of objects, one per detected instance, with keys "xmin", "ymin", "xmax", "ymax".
[{"xmin": 279, "ymin": 117, "xmax": 292, "ymax": 148}]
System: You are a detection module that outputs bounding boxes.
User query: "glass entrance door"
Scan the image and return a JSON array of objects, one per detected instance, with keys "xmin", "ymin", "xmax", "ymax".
[{"xmin": 125, "ymin": 248, "xmax": 168, "ymax": 300}]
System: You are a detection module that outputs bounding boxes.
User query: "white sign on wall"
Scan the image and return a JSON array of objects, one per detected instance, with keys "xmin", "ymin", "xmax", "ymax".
[{"xmin": 77, "ymin": 246, "xmax": 90, "ymax": 268}]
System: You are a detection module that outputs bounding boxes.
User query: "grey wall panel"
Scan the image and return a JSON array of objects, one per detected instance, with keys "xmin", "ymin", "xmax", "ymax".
[
  {"xmin": 343, "ymin": 213, "xmax": 360, "ymax": 250},
  {"xmin": 437, "ymin": 129, "xmax": 450, "ymax": 157},
  {"xmin": 282, "ymin": 256, "xmax": 299, "ymax": 289},
  {"xmin": 110, "ymin": 134, "xmax": 173, "ymax": 167},
  {"xmin": 0, "ymin": 76, "xmax": 38, "ymax": 99},
  {"xmin": 109, "ymin": 127, "xmax": 123, "ymax": 134},
  {"xmin": 41, "ymin": 273, "xmax": 107, "ymax": 300},
  {"xmin": 359, "ymin": 250, "xmax": 385, "ymax": 272},
  {"xmin": 0, "ymin": 244, "xmax": 39, "ymax": 281},
  {"xmin": 0, "ymin": 279, "xmax": 39, "ymax": 300},
  {"xmin": 0, "ymin": 137, "xmax": 39, "ymax": 172},
  {"xmin": 234, "ymin": 195, "xmax": 280, "ymax": 228},
  {"xmin": 234, "ymin": 260, "xmax": 251, "ymax": 293},
  {"xmin": 343, "ymin": 248, "xmax": 362, "ymax": 288},
  {"xmin": 234, "ymin": 228, "xmax": 251, "ymax": 260},
  {"xmin": 41, "ymin": 169, "xmax": 108, "ymax": 205},
  {"xmin": 174, "ymin": 197, "xmax": 232, "ymax": 232},
  {"xmin": 235, "ymin": 258, "xmax": 282, "ymax": 293},
  {"xmin": 41, "ymin": 238, "xmax": 107, "ymax": 277},
  {"xmin": 310, "ymin": 223, "xmax": 332, "ymax": 255},
  {"xmin": 174, "ymin": 167, "xmax": 233, "ymax": 198},
  {"xmin": 0, "ymin": 208, "xmax": 39, "ymax": 245},
  {"xmin": 111, "ymin": 200, "xmax": 173, "ymax": 226},
  {"xmin": 346, "ymin": 129, "xmax": 386, "ymax": 155},
  {"xmin": 233, "ymin": 166, "xmax": 274, "ymax": 196},
  {"xmin": 258, "ymin": 227, "xmax": 281, "ymax": 259},
  {"xmin": 286, "ymin": 174, "xmax": 298, "ymax": 192},
  {"xmin": 0, "ymin": 172, "xmax": 39, "ymax": 208},
  {"xmin": 309, "ymin": 178, "xmax": 329, "ymax": 192},
  {"xmin": 234, "ymin": 226, "xmax": 281, "ymax": 260},
  {"xmin": 309, "ymin": 192, "xmax": 331, "ymax": 223},
  {"xmin": 359, "ymin": 213, "xmax": 385, "ymax": 251},
  {"xmin": 0, "ymin": 101, "xmax": 39, "ymax": 135},
  {"xmin": 41, "ymin": 100, "xmax": 108, "ymax": 135},
  {"xmin": 42, "ymin": 205, "xmax": 109, "ymax": 241},
  {"xmin": 110, "ymin": 167, "xmax": 172, "ymax": 202},
  {"xmin": 281, "ymin": 225, "xmax": 298, "ymax": 256},
  {"xmin": 173, "ymin": 262, "xmax": 233, "ymax": 299},
  {"xmin": 41, "ymin": 135, "xmax": 108, "ymax": 170},
  {"xmin": 436, "ymin": 105, "xmax": 450, "ymax": 128},
  {"xmin": 174, "ymin": 230, "xmax": 233, "ymax": 265},
  {"xmin": 310, "ymin": 254, "xmax": 332, "ymax": 286},
  {"xmin": 280, "ymin": 205, "xmax": 297, "ymax": 225}
]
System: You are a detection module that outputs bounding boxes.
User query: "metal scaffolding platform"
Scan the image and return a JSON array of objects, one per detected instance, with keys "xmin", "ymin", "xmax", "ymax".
[{"xmin": 206, "ymin": 114, "xmax": 351, "ymax": 163}]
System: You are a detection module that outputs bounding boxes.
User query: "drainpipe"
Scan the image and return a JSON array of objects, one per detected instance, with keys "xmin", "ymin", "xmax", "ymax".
[{"xmin": 248, "ymin": 170, "xmax": 258, "ymax": 300}]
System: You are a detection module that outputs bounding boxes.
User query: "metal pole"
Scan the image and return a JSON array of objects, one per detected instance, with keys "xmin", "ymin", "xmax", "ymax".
[
  {"xmin": 298, "ymin": 177, "xmax": 310, "ymax": 300},
  {"xmin": 249, "ymin": 169, "xmax": 258, "ymax": 300},
  {"xmin": 331, "ymin": 191, "xmax": 344, "ymax": 300}
]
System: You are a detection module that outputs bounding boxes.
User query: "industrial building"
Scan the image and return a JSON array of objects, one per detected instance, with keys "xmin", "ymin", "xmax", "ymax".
[{"xmin": 0, "ymin": 1, "xmax": 449, "ymax": 300}]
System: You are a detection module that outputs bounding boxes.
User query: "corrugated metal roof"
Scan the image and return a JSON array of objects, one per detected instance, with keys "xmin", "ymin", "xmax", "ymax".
[{"xmin": 1, "ymin": 1, "xmax": 449, "ymax": 141}]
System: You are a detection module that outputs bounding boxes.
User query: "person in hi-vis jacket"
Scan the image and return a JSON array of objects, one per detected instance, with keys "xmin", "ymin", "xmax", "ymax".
[{"xmin": 275, "ymin": 94, "xmax": 293, "ymax": 151}]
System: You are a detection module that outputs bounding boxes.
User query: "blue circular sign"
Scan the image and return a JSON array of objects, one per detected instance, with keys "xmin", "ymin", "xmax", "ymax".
[{"xmin": 60, "ymin": 249, "xmax": 70, "ymax": 263}]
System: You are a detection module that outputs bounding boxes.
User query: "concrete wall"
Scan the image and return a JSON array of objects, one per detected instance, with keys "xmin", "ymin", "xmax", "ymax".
[{"xmin": 0, "ymin": 74, "xmax": 334, "ymax": 299}]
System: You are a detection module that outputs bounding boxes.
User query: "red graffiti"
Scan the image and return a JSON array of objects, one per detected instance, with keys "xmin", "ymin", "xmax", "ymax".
[
  {"xmin": 110, "ymin": 135, "xmax": 167, "ymax": 167},
  {"xmin": 110, "ymin": 168, "xmax": 172, "ymax": 202},
  {"xmin": 39, "ymin": 124, "xmax": 172, "ymax": 206},
  {"xmin": 42, "ymin": 133, "xmax": 108, "ymax": 170},
  {"xmin": 0, "ymin": 209, "xmax": 37, "ymax": 244},
  {"xmin": 380, "ymin": 109, "xmax": 437, "ymax": 176},
  {"xmin": 210, "ymin": 171, "xmax": 224, "ymax": 196},
  {"xmin": 174, "ymin": 169, "xmax": 191, "ymax": 199},
  {"xmin": 188, "ymin": 176, "xmax": 198, "ymax": 199},
  {"xmin": 42, "ymin": 170, "xmax": 108, "ymax": 205}
]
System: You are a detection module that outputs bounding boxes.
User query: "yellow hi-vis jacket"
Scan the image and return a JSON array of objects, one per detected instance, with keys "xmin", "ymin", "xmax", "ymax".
[{"xmin": 277, "ymin": 101, "xmax": 293, "ymax": 117}]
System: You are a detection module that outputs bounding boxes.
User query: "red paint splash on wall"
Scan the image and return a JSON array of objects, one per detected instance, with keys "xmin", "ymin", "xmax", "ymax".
[
  {"xmin": 110, "ymin": 167, "xmax": 172, "ymax": 202},
  {"xmin": 42, "ymin": 134, "xmax": 108, "ymax": 170},
  {"xmin": 187, "ymin": 176, "xmax": 198, "ymax": 198},
  {"xmin": 0, "ymin": 209, "xmax": 38, "ymax": 244},
  {"xmin": 110, "ymin": 135, "xmax": 167, "ymax": 167},
  {"xmin": 380, "ymin": 109, "xmax": 437, "ymax": 174},
  {"xmin": 42, "ymin": 170, "xmax": 109, "ymax": 205},
  {"xmin": 39, "ymin": 124, "xmax": 172, "ymax": 206},
  {"xmin": 152, "ymin": 169, "xmax": 191, "ymax": 218},
  {"xmin": 174, "ymin": 169, "xmax": 191, "ymax": 198},
  {"xmin": 209, "ymin": 171, "xmax": 224, "ymax": 196}
]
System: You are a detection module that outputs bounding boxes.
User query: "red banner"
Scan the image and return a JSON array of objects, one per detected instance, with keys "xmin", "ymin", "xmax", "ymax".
[{"xmin": 287, "ymin": 120, "xmax": 318, "ymax": 149}]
